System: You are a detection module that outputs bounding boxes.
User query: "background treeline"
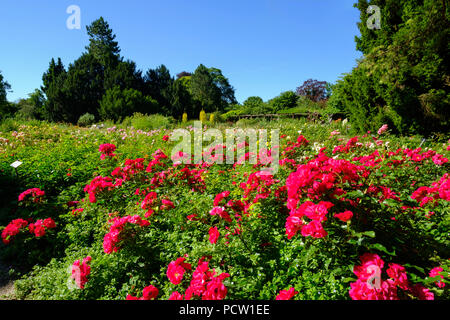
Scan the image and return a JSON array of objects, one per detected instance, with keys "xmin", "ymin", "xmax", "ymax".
[
  {"xmin": 1, "ymin": 17, "xmax": 239, "ymax": 125},
  {"xmin": 0, "ymin": 16, "xmax": 332, "ymax": 126},
  {"xmin": 1, "ymin": 0, "xmax": 449, "ymax": 136},
  {"xmin": 329, "ymin": 0, "xmax": 449, "ymax": 135}
]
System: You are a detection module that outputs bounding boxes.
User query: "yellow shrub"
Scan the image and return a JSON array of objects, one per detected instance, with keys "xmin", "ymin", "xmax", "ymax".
[{"xmin": 199, "ymin": 110, "xmax": 206, "ymax": 123}]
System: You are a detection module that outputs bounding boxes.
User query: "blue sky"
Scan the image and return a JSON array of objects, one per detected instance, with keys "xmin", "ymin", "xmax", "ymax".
[{"xmin": 0, "ymin": 0, "xmax": 362, "ymax": 103}]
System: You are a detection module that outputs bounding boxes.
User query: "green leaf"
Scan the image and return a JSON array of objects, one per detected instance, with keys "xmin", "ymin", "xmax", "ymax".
[
  {"xmin": 383, "ymin": 199, "xmax": 399, "ymax": 207},
  {"xmin": 404, "ymin": 264, "xmax": 425, "ymax": 274},
  {"xmin": 346, "ymin": 190, "xmax": 365, "ymax": 198},
  {"xmin": 369, "ymin": 243, "xmax": 396, "ymax": 256},
  {"xmin": 361, "ymin": 231, "xmax": 376, "ymax": 238}
]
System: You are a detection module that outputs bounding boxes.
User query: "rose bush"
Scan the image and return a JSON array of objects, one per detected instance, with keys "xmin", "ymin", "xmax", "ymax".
[{"xmin": 0, "ymin": 119, "xmax": 448, "ymax": 300}]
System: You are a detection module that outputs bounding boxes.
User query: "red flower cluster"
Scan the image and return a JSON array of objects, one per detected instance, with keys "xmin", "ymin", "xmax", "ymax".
[
  {"xmin": 84, "ymin": 176, "xmax": 116, "ymax": 203},
  {"xmin": 174, "ymin": 166, "xmax": 206, "ymax": 192},
  {"xmin": 208, "ymin": 226, "xmax": 219, "ymax": 244},
  {"xmin": 208, "ymin": 189, "xmax": 251, "ymax": 236},
  {"xmin": 29, "ymin": 218, "xmax": 56, "ymax": 237},
  {"xmin": 140, "ymin": 191, "xmax": 175, "ymax": 217},
  {"xmin": 18, "ymin": 188, "xmax": 45, "ymax": 203},
  {"xmin": 1, "ymin": 218, "xmax": 29, "ymax": 244},
  {"xmin": 366, "ymin": 185, "xmax": 401, "ymax": 203},
  {"xmin": 168, "ymin": 291, "xmax": 184, "ymax": 300},
  {"xmin": 209, "ymin": 206, "xmax": 232, "ymax": 223},
  {"xmin": 146, "ymin": 149, "xmax": 168, "ymax": 173},
  {"xmin": 71, "ymin": 208, "xmax": 84, "ymax": 216},
  {"xmin": 167, "ymin": 257, "xmax": 230, "ymax": 300},
  {"xmin": 2, "ymin": 217, "xmax": 55, "ymax": 244},
  {"xmin": 332, "ymin": 136, "xmax": 360, "ymax": 154},
  {"xmin": 401, "ymin": 147, "xmax": 448, "ymax": 166},
  {"xmin": 334, "ymin": 210, "xmax": 353, "ymax": 222},
  {"xmin": 103, "ymin": 215, "xmax": 150, "ymax": 254},
  {"xmin": 240, "ymin": 171, "xmax": 277, "ymax": 204},
  {"xmin": 349, "ymin": 253, "xmax": 434, "ymax": 300},
  {"xmin": 140, "ymin": 191, "xmax": 158, "ymax": 217},
  {"xmin": 286, "ymin": 152, "xmax": 361, "ymax": 204},
  {"xmin": 282, "ymin": 135, "xmax": 309, "ymax": 159},
  {"xmin": 167, "ymin": 257, "xmax": 192, "ymax": 285},
  {"xmin": 275, "ymin": 287, "xmax": 298, "ymax": 300},
  {"xmin": 214, "ymin": 191, "xmax": 230, "ymax": 206},
  {"xmin": 126, "ymin": 285, "xmax": 159, "ymax": 300},
  {"xmin": 202, "ymin": 144, "xmax": 227, "ymax": 165},
  {"xmin": 411, "ymin": 173, "xmax": 450, "ymax": 207},
  {"xmin": 285, "ymin": 152, "xmax": 365, "ymax": 239},
  {"xmin": 161, "ymin": 198, "xmax": 175, "ymax": 210},
  {"xmin": 99, "ymin": 143, "xmax": 116, "ymax": 160},
  {"xmin": 285, "ymin": 201, "xmax": 334, "ymax": 239},
  {"xmin": 429, "ymin": 267, "xmax": 447, "ymax": 288},
  {"xmin": 111, "ymin": 158, "xmax": 146, "ymax": 181},
  {"xmin": 71, "ymin": 256, "xmax": 92, "ymax": 289}
]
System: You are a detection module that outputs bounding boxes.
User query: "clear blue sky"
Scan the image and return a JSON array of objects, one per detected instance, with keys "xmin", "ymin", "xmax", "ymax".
[{"xmin": 0, "ymin": 0, "xmax": 362, "ymax": 103}]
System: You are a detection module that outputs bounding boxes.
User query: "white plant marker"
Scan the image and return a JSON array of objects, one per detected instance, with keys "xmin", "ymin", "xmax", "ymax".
[{"xmin": 10, "ymin": 160, "xmax": 22, "ymax": 168}]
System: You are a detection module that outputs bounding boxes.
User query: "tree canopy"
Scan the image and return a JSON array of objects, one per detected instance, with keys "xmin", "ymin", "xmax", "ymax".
[
  {"xmin": 190, "ymin": 64, "xmax": 236, "ymax": 113},
  {"xmin": 0, "ymin": 71, "xmax": 15, "ymax": 120},
  {"xmin": 35, "ymin": 16, "xmax": 240, "ymax": 124},
  {"xmin": 330, "ymin": 0, "xmax": 449, "ymax": 135}
]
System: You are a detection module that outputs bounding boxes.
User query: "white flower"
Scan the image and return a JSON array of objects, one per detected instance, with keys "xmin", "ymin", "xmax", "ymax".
[{"xmin": 342, "ymin": 119, "xmax": 348, "ymax": 127}]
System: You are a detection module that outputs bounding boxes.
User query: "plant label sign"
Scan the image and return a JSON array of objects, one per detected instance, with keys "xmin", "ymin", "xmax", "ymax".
[{"xmin": 10, "ymin": 160, "xmax": 22, "ymax": 168}]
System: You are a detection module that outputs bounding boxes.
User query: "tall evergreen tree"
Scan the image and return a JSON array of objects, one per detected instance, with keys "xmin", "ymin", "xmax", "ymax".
[
  {"xmin": 63, "ymin": 53, "xmax": 106, "ymax": 122},
  {"xmin": 0, "ymin": 71, "xmax": 15, "ymax": 120},
  {"xmin": 41, "ymin": 58, "xmax": 66, "ymax": 93},
  {"xmin": 86, "ymin": 17, "xmax": 121, "ymax": 66},
  {"xmin": 169, "ymin": 79, "xmax": 193, "ymax": 119},
  {"xmin": 40, "ymin": 17, "xmax": 148, "ymax": 123},
  {"xmin": 208, "ymin": 67, "xmax": 237, "ymax": 107},
  {"xmin": 190, "ymin": 64, "xmax": 219, "ymax": 112},
  {"xmin": 40, "ymin": 58, "xmax": 67, "ymax": 121},
  {"xmin": 190, "ymin": 64, "xmax": 236, "ymax": 112},
  {"xmin": 104, "ymin": 59, "xmax": 144, "ymax": 92},
  {"xmin": 143, "ymin": 64, "xmax": 174, "ymax": 114}
]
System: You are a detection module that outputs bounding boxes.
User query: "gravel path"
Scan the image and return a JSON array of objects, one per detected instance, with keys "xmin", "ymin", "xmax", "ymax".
[{"xmin": 0, "ymin": 261, "xmax": 15, "ymax": 300}]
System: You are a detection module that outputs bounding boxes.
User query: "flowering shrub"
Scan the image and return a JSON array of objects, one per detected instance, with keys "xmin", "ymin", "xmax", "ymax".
[
  {"xmin": 126, "ymin": 285, "xmax": 159, "ymax": 300},
  {"xmin": 276, "ymin": 287, "xmax": 299, "ymax": 300},
  {"xmin": 1, "ymin": 119, "xmax": 449, "ymax": 300},
  {"xmin": 2, "ymin": 217, "xmax": 56, "ymax": 244},
  {"xmin": 103, "ymin": 215, "xmax": 150, "ymax": 254},
  {"xmin": 28, "ymin": 218, "xmax": 56, "ymax": 237},
  {"xmin": 99, "ymin": 143, "xmax": 116, "ymax": 160},
  {"xmin": 183, "ymin": 257, "xmax": 230, "ymax": 300},
  {"xmin": 83, "ymin": 176, "xmax": 117, "ymax": 203},
  {"xmin": 2, "ymin": 219, "xmax": 29, "ymax": 244},
  {"xmin": 18, "ymin": 188, "xmax": 45, "ymax": 203},
  {"xmin": 167, "ymin": 257, "xmax": 192, "ymax": 285},
  {"xmin": 349, "ymin": 253, "xmax": 436, "ymax": 300}
]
